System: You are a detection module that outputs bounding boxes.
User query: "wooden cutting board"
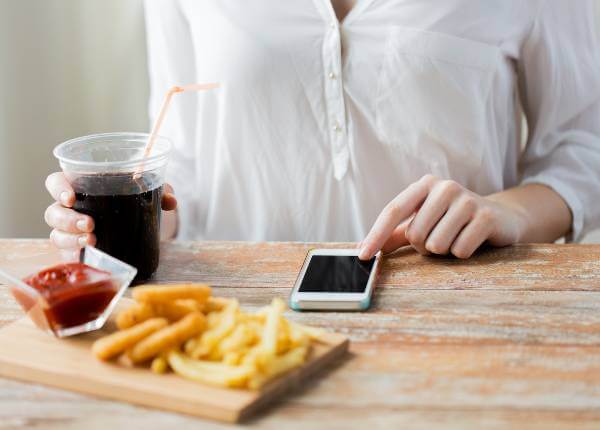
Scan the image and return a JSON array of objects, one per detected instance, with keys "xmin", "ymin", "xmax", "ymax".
[{"xmin": 0, "ymin": 301, "xmax": 349, "ymax": 423}]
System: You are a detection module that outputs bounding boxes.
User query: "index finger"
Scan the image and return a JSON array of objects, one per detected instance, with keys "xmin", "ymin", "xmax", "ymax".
[
  {"xmin": 359, "ymin": 176, "xmax": 434, "ymax": 260},
  {"xmin": 45, "ymin": 172, "xmax": 75, "ymax": 207}
]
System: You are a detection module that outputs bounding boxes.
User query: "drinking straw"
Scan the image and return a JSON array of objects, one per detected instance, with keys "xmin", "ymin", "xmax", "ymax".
[{"xmin": 134, "ymin": 83, "xmax": 219, "ymax": 178}]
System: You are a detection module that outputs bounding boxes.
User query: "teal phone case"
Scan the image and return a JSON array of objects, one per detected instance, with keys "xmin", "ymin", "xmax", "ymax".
[{"xmin": 288, "ymin": 294, "xmax": 372, "ymax": 311}]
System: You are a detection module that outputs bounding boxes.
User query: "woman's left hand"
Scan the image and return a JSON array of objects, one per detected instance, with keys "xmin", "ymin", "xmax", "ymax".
[{"xmin": 359, "ymin": 174, "xmax": 530, "ymax": 260}]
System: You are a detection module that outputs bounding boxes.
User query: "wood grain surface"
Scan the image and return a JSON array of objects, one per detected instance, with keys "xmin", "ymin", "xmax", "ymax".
[{"xmin": 1, "ymin": 239, "xmax": 600, "ymax": 430}]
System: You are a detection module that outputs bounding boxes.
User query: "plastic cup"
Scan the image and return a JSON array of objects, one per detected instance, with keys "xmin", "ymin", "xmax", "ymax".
[{"xmin": 53, "ymin": 132, "xmax": 171, "ymax": 282}]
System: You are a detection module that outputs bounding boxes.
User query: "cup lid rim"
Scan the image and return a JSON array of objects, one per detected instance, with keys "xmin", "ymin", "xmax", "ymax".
[{"xmin": 53, "ymin": 132, "xmax": 172, "ymax": 169}]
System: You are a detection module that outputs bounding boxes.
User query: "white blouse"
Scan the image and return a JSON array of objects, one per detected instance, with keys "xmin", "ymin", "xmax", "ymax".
[{"xmin": 144, "ymin": 0, "xmax": 600, "ymax": 242}]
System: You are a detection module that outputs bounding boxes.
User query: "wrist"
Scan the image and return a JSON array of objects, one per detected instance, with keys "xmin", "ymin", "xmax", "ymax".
[
  {"xmin": 486, "ymin": 183, "xmax": 573, "ymax": 243},
  {"xmin": 484, "ymin": 193, "xmax": 531, "ymax": 244}
]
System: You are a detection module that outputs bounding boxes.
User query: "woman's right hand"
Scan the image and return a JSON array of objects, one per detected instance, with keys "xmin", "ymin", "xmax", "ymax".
[{"xmin": 44, "ymin": 172, "xmax": 96, "ymax": 252}]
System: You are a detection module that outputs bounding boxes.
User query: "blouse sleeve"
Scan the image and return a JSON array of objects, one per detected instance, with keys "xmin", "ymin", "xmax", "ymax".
[
  {"xmin": 144, "ymin": 0, "xmax": 198, "ymax": 239},
  {"xmin": 518, "ymin": 0, "xmax": 600, "ymax": 241}
]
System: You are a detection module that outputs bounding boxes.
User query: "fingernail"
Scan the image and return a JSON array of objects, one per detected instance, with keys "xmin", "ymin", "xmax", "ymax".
[
  {"xmin": 76, "ymin": 219, "xmax": 87, "ymax": 231},
  {"xmin": 358, "ymin": 247, "xmax": 369, "ymax": 260},
  {"xmin": 78, "ymin": 235, "xmax": 88, "ymax": 247},
  {"xmin": 60, "ymin": 191, "xmax": 70, "ymax": 205}
]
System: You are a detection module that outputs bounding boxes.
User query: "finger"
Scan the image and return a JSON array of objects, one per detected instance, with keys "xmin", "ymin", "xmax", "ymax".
[
  {"xmin": 45, "ymin": 172, "xmax": 75, "ymax": 207},
  {"xmin": 50, "ymin": 230, "xmax": 96, "ymax": 250},
  {"xmin": 60, "ymin": 249, "xmax": 81, "ymax": 262},
  {"xmin": 161, "ymin": 193, "xmax": 177, "ymax": 211},
  {"xmin": 44, "ymin": 203, "xmax": 94, "ymax": 233},
  {"xmin": 161, "ymin": 183, "xmax": 177, "ymax": 211},
  {"xmin": 405, "ymin": 181, "xmax": 461, "ymax": 254},
  {"xmin": 450, "ymin": 209, "xmax": 494, "ymax": 259},
  {"xmin": 381, "ymin": 219, "xmax": 411, "ymax": 254},
  {"xmin": 359, "ymin": 175, "xmax": 436, "ymax": 260},
  {"xmin": 424, "ymin": 196, "xmax": 476, "ymax": 255},
  {"xmin": 405, "ymin": 217, "xmax": 430, "ymax": 256}
]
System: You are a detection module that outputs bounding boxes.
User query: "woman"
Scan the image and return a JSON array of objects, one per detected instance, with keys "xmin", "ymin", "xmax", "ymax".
[{"xmin": 45, "ymin": 0, "xmax": 600, "ymax": 260}]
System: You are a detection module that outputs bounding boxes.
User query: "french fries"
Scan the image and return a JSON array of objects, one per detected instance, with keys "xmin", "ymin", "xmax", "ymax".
[
  {"xmin": 168, "ymin": 350, "xmax": 255, "ymax": 388},
  {"xmin": 206, "ymin": 297, "xmax": 233, "ymax": 313},
  {"xmin": 92, "ymin": 283, "xmax": 328, "ymax": 390},
  {"xmin": 188, "ymin": 299, "xmax": 238, "ymax": 359},
  {"xmin": 248, "ymin": 345, "xmax": 309, "ymax": 390}
]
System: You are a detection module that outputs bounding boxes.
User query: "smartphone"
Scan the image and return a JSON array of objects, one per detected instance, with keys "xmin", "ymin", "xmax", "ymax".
[{"xmin": 289, "ymin": 249, "xmax": 382, "ymax": 311}]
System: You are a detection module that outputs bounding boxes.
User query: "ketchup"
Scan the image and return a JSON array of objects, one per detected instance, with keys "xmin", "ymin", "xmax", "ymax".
[{"xmin": 22, "ymin": 263, "xmax": 117, "ymax": 330}]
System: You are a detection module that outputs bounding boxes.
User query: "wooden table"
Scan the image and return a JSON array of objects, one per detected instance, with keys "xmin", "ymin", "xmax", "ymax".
[{"xmin": 1, "ymin": 239, "xmax": 600, "ymax": 430}]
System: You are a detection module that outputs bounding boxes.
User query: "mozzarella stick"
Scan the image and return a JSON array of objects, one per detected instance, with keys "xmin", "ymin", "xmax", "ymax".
[
  {"xmin": 151, "ymin": 356, "xmax": 168, "ymax": 374},
  {"xmin": 117, "ymin": 299, "xmax": 205, "ymax": 330},
  {"xmin": 129, "ymin": 312, "xmax": 206, "ymax": 363},
  {"xmin": 116, "ymin": 302, "xmax": 156, "ymax": 329},
  {"xmin": 153, "ymin": 299, "xmax": 205, "ymax": 321},
  {"xmin": 92, "ymin": 318, "xmax": 168, "ymax": 361},
  {"xmin": 132, "ymin": 284, "xmax": 211, "ymax": 304}
]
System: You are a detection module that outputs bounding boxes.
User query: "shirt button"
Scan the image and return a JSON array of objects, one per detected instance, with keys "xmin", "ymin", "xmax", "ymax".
[
  {"xmin": 333, "ymin": 123, "xmax": 342, "ymax": 133},
  {"xmin": 328, "ymin": 72, "xmax": 336, "ymax": 80},
  {"xmin": 329, "ymin": 22, "xmax": 336, "ymax": 29}
]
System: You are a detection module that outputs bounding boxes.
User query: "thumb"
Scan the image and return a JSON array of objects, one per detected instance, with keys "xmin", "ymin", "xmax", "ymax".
[{"xmin": 161, "ymin": 183, "xmax": 177, "ymax": 211}]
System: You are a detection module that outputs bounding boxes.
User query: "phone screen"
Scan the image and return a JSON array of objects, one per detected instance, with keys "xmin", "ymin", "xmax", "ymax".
[{"xmin": 298, "ymin": 255, "xmax": 376, "ymax": 293}]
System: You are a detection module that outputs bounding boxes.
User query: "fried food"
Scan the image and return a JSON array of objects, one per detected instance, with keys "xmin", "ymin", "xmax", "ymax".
[
  {"xmin": 92, "ymin": 318, "xmax": 168, "ymax": 361},
  {"xmin": 205, "ymin": 296, "xmax": 233, "ymax": 313},
  {"xmin": 289, "ymin": 321, "xmax": 326, "ymax": 342},
  {"xmin": 132, "ymin": 284, "xmax": 211, "ymax": 304},
  {"xmin": 129, "ymin": 312, "xmax": 206, "ymax": 363},
  {"xmin": 188, "ymin": 300, "xmax": 239, "ymax": 359},
  {"xmin": 92, "ymin": 286, "xmax": 329, "ymax": 390},
  {"xmin": 116, "ymin": 302, "xmax": 155, "ymax": 329},
  {"xmin": 248, "ymin": 345, "xmax": 309, "ymax": 389},
  {"xmin": 153, "ymin": 299, "xmax": 205, "ymax": 321},
  {"xmin": 167, "ymin": 350, "xmax": 254, "ymax": 388},
  {"xmin": 218, "ymin": 324, "xmax": 256, "ymax": 356},
  {"xmin": 117, "ymin": 299, "xmax": 205, "ymax": 329},
  {"xmin": 151, "ymin": 355, "xmax": 168, "ymax": 374},
  {"xmin": 255, "ymin": 298, "xmax": 286, "ymax": 366},
  {"xmin": 262, "ymin": 298, "xmax": 286, "ymax": 353}
]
